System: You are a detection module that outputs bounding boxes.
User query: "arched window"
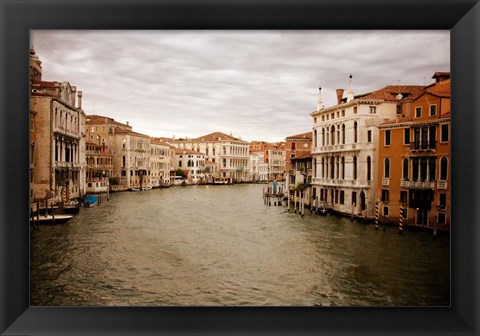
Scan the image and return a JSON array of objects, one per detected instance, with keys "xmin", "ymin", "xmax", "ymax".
[
  {"xmin": 321, "ymin": 158, "xmax": 325, "ymax": 178},
  {"xmin": 403, "ymin": 158, "xmax": 409, "ymax": 180},
  {"xmin": 440, "ymin": 157, "xmax": 448, "ymax": 180},
  {"xmin": 354, "ymin": 122, "xmax": 358, "ymax": 143},
  {"xmin": 336, "ymin": 156, "xmax": 340, "ymax": 179},
  {"xmin": 322, "ymin": 128, "xmax": 325, "ymax": 146},
  {"xmin": 331, "ymin": 125, "xmax": 335, "ymax": 145},
  {"xmin": 367, "ymin": 156, "xmax": 371, "ymax": 181},
  {"xmin": 314, "ymin": 129, "xmax": 318, "ymax": 147},
  {"xmin": 342, "ymin": 124, "xmax": 346, "ymax": 144},
  {"xmin": 330, "ymin": 157, "xmax": 335, "ymax": 179},
  {"xmin": 353, "ymin": 156, "xmax": 357, "ymax": 180},
  {"xmin": 384, "ymin": 157, "xmax": 390, "ymax": 178},
  {"xmin": 341, "ymin": 157, "xmax": 345, "ymax": 179},
  {"xmin": 429, "ymin": 158, "xmax": 436, "ymax": 181}
]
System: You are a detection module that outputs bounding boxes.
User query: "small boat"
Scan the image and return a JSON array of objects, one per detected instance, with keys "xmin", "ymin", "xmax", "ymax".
[
  {"xmin": 83, "ymin": 195, "xmax": 98, "ymax": 207},
  {"xmin": 142, "ymin": 186, "xmax": 152, "ymax": 191},
  {"xmin": 131, "ymin": 188, "xmax": 141, "ymax": 192},
  {"xmin": 31, "ymin": 214, "xmax": 73, "ymax": 225},
  {"xmin": 63, "ymin": 200, "xmax": 80, "ymax": 214},
  {"xmin": 212, "ymin": 177, "xmax": 232, "ymax": 185}
]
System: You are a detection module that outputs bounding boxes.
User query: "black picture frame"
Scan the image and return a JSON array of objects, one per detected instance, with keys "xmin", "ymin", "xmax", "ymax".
[{"xmin": 1, "ymin": 0, "xmax": 479, "ymax": 335}]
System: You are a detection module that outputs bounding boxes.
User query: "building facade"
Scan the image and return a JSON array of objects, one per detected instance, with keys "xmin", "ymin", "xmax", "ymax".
[
  {"xmin": 285, "ymin": 132, "xmax": 312, "ymax": 174},
  {"xmin": 172, "ymin": 132, "xmax": 250, "ymax": 182},
  {"xmin": 310, "ymin": 78, "xmax": 425, "ymax": 217},
  {"xmin": 377, "ymin": 72, "xmax": 450, "ymax": 230},
  {"xmin": 85, "ymin": 142, "xmax": 113, "ymax": 194},
  {"xmin": 112, "ymin": 129, "xmax": 151, "ymax": 190},
  {"xmin": 174, "ymin": 149, "xmax": 206, "ymax": 184},
  {"xmin": 29, "ymin": 48, "xmax": 87, "ymax": 203},
  {"xmin": 248, "ymin": 151, "xmax": 268, "ymax": 182},
  {"xmin": 150, "ymin": 138, "xmax": 172, "ymax": 187}
]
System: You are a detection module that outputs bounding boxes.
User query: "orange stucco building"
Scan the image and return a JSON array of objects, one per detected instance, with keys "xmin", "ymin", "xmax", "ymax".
[{"xmin": 377, "ymin": 72, "xmax": 450, "ymax": 232}]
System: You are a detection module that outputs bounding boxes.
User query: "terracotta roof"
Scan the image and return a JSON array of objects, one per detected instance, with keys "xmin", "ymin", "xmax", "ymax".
[
  {"xmin": 426, "ymin": 80, "xmax": 450, "ymax": 98},
  {"xmin": 86, "ymin": 115, "xmax": 131, "ymax": 128},
  {"xmin": 193, "ymin": 132, "xmax": 246, "ymax": 143},
  {"xmin": 359, "ymin": 85, "xmax": 426, "ymax": 102},
  {"xmin": 152, "ymin": 137, "xmax": 174, "ymax": 143},
  {"xmin": 114, "ymin": 128, "xmax": 150, "ymax": 138},
  {"xmin": 286, "ymin": 132, "xmax": 312, "ymax": 140},
  {"xmin": 150, "ymin": 138, "xmax": 172, "ymax": 146},
  {"xmin": 175, "ymin": 149, "xmax": 206, "ymax": 156},
  {"xmin": 32, "ymin": 80, "xmax": 58, "ymax": 88},
  {"xmin": 291, "ymin": 152, "xmax": 312, "ymax": 160}
]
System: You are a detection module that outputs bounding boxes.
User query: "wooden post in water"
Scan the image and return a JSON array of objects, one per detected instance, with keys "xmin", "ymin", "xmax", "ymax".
[
  {"xmin": 36, "ymin": 202, "xmax": 40, "ymax": 221},
  {"xmin": 50, "ymin": 202, "xmax": 55, "ymax": 222},
  {"xmin": 301, "ymin": 191, "xmax": 305, "ymax": 218},
  {"xmin": 399, "ymin": 205, "xmax": 405, "ymax": 235},
  {"xmin": 295, "ymin": 190, "xmax": 298, "ymax": 214},
  {"xmin": 374, "ymin": 201, "xmax": 379, "ymax": 230},
  {"xmin": 287, "ymin": 190, "xmax": 290, "ymax": 211}
]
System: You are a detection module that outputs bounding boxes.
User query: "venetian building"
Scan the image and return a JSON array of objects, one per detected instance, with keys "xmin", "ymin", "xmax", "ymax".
[
  {"xmin": 172, "ymin": 132, "xmax": 249, "ymax": 182},
  {"xmin": 248, "ymin": 150, "xmax": 268, "ymax": 182},
  {"xmin": 150, "ymin": 138, "xmax": 173, "ymax": 187},
  {"xmin": 112, "ymin": 129, "xmax": 151, "ymax": 190},
  {"xmin": 285, "ymin": 132, "xmax": 312, "ymax": 173},
  {"xmin": 377, "ymin": 72, "xmax": 450, "ymax": 230},
  {"xmin": 249, "ymin": 141, "xmax": 286, "ymax": 181},
  {"xmin": 29, "ymin": 48, "xmax": 87, "ymax": 203},
  {"xmin": 310, "ymin": 76, "xmax": 425, "ymax": 218},
  {"xmin": 174, "ymin": 149, "xmax": 206, "ymax": 184},
  {"xmin": 85, "ymin": 141, "xmax": 113, "ymax": 194}
]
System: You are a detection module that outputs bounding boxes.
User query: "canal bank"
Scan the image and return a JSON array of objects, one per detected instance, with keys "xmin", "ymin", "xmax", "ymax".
[{"xmin": 31, "ymin": 183, "xmax": 450, "ymax": 306}]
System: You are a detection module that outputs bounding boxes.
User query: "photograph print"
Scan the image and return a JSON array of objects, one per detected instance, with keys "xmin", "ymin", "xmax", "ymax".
[{"xmin": 29, "ymin": 30, "xmax": 450, "ymax": 307}]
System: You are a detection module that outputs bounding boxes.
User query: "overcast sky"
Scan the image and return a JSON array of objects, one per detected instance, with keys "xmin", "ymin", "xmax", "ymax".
[{"xmin": 31, "ymin": 30, "xmax": 449, "ymax": 142}]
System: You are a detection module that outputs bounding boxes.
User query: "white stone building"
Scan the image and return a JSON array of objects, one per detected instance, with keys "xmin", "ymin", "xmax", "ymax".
[
  {"xmin": 266, "ymin": 148, "xmax": 286, "ymax": 181},
  {"xmin": 174, "ymin": 149, "xmax": 206, "ymax": 184},
  {"xmin": 310, "ymin": 77, "xmax": 425, "ymax": 218},
  {"xmin": 172, "ymin": 132, "xmax": 249, "ymax": 182},
  {"xmin": 248, "ymin": 151, "xmax": 268, "ymax": 182}
]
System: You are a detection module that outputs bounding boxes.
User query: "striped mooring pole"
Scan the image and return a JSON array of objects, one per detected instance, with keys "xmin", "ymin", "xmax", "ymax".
[
  {"xmin": 399, "ymin": 205, "xmax": 406, "ymax": 235},
  {"xmin": 374, "ymin": 201, "xmax": 379, "ymax": 230}
]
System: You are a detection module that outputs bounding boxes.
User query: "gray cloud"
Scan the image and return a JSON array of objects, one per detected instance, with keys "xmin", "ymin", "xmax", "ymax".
[{"xmin": 31, "ymin": 30, "xmax": 449, "ymax": 142}]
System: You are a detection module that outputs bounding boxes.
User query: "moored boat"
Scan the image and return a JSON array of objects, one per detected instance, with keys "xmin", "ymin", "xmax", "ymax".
[
  {"xmin": 83, "ymin": 195, "xmax": 98, "ymax": 207},
  {"xmin": 31, "ymin": 214, "xmax": 73, "ymax": 225},
  {"xmin": 63, "ymin": 200, "xmax": 80, "ymax": 214}
]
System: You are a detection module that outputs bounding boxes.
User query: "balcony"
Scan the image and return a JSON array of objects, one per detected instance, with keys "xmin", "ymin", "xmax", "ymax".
[
  {"xmin": 411, "ymin": 140, "xmax": 436, "ymax": 151},
  {"xmin": 404, "ymin": 180, "xmax": 436, "ymax": 189},
  {"xmin": 437, "ymin": 180, "xmax": 447, "ymax": 190},
  {"xmin": 55, "ymin": 161, "xmax": 81, "ymax": 169}
]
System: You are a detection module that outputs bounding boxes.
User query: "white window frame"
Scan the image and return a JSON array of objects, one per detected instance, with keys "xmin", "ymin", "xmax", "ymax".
[{"xmin": 415, "ymin": 106, "xmax": 422, "ymax": 118}]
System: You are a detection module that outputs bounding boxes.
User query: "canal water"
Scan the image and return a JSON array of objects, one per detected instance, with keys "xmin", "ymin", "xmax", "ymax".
[{"xmin": 30, "ymin": 184, "xmax": 450, "ymax": 306}]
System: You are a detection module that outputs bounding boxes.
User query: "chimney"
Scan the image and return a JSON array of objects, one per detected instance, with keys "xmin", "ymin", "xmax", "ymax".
[
  {"xmin": 126, "ymin": 121, "xmax": 129, "ymax": 126},
  {"xmin": 346, "ymin": 74, "xmax": 354, "ymax": 102},
  {"xmin": 316, "ymin": 87, "xmax": 324, "ymax": 111},
  {"xmin": 336, "ymin": 89, "xmax": 344, "ymax": 105},
  {"xmin": 77, "ymin": 91, "xmax": 83, "ymax": 109},
  {"xmin": 72, "ymin": 86, "xmax": 77, "ymax": 107}
]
